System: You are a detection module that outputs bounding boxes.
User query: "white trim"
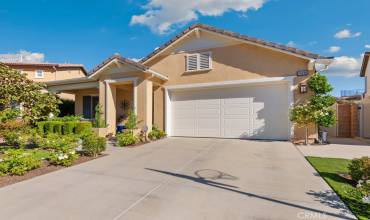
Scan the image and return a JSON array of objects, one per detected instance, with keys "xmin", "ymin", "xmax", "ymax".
[
  {"xmin": 88, "ymin": 59, "xmax": 117, "ymax": 79},
  {"xmin": 145, "ymin": 69, "xmax": 169, "ymax": 81},
  {"xmin": 287, "ymin": 78, "xmax": 295, "ymax": 139},
  {"xmin": 35, "ymin": 70, "xmax": 44, "ymax": 79},
  {"xmin": 89, "ymin": 57, "xmax": 168, "ymax": 81},
  {"xmin": 104, "ymin": 77, "xmax": 138, "ymax": 84},
  {"xmin": 48, "ymin": 82, "xmax": 99, "ymax": 93},
  {"xmin": 165, "ymin": 77, "xmax": 294, "ymax": 91},
  {"xmin": 164, "ymin": 77, "xmax": 295, "ymax": 139}
]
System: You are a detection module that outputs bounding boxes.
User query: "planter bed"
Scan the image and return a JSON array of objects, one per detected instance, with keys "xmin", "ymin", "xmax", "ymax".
[{"xmin": 0, "ymin": 154, "xmax": 106, "ymax": 188}]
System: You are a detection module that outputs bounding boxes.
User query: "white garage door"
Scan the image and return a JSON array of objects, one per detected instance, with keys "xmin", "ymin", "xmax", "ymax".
[{"xmin": 170, "ymin": 83, "xmax": 290, "ymax": 140}]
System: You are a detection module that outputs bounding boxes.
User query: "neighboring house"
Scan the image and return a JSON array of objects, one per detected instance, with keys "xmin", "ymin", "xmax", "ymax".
[
  {"xmin": 1, "ymin": 62, "xmax": 87, "ymax": 100},
  {"xmin": 46, "ymin": 24, "xmax": 333, "ymax": 141},
  {"xmin": 360, "ymin": 52, "xmax": 370, "ymax": 138}
]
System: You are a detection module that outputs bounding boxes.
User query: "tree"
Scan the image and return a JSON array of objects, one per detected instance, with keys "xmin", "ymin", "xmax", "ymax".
[
  {"xmin": 290, "ymin": 72, "xmax": 337, "ymax": 145},
  {"xmin": 0, "ymin": 64, "xmax": 60, "ymax": 123},
  {"xmin": 290, "ymin": 104, "xmax": 315, "ymax": 145},
  {"xmin": 308, "ymin": 73, "xmax": 337, "ymax": 129}
]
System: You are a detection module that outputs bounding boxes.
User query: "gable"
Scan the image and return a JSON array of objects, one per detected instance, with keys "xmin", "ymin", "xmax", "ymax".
[
  {"xmin": 173, "ymin": 31, "xmax": 239, "ymax": 53},
  {"xmin": 141, "ymin": 24, "xmax": 332, "ymax": 65}
]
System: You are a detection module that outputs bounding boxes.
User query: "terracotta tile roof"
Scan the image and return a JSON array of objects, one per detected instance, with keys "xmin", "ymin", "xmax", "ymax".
[
  {"xmin": 88, "ymin": 54, "xmax": 148, "ymax": 76},
  {"xmin": 1, "ymin": 62, "xmax": 87, "ymax": 75},
  {"xmin": 140, "ymin": 23, "xmax": 333, "ymax": 63}
]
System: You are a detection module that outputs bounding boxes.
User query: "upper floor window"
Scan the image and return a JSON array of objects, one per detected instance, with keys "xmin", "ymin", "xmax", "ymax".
[
  {"xmin": 35, "ymin": 70, "xmax": 44, "ymax": 78},
  {"xmin": 186, "ymin": 52, "xmax": 212, "ymax": 72}
]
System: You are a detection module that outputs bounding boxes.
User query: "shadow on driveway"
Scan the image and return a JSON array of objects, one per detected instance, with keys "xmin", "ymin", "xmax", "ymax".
[{"xmin": 145, "ymin": 168, "xmax": 356, "ymax": 220}]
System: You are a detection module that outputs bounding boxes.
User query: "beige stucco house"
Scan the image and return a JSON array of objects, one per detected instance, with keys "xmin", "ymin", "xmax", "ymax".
[
  {"xmin": 46, "ymin": 24, "xmax": 333, "ymax": 141},
  {"xmin": 360, "ymin": 52, "xmax": 370, "ymax": 138},
  {"xmin": 2, "ymin": 62, "xmax": 87, "ymax": 100}
]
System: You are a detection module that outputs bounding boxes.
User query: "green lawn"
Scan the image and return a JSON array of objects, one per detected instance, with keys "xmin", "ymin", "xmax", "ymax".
[{"xmin": 306, "ymin": 157, "xmax": 370, "ymax": 220}]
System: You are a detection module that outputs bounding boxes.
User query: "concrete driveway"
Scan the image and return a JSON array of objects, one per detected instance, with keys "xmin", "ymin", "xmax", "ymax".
[{"xmin": 0, "ymin": 138, "xmax": 355, "ymax": 220}]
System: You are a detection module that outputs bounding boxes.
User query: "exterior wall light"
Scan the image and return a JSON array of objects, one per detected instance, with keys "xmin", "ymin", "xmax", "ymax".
[{"xmin": 300, "ymin": 83, "xmax": 308, "ymax": 93}]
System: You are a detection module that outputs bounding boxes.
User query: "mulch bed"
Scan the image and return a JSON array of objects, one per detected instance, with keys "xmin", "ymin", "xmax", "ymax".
[{"xmin": 0, "ymin": 154, "xmax": 106, "ymax": 188}]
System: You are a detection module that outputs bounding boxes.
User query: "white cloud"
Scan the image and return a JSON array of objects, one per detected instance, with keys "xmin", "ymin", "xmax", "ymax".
[
  {"xmin": 0, "ymin": 50, "xmax": 45, "ymax": 63},
  {"xmin": 328, "ymin": 46, "xmax": 341, "ymax": 53},
  {"xmin": 326, "ymin": 56, "xmax": 362, "ymax": 77},
  {"xmin": 130, "ymin": 0, "xmax": 267, "ymax": 34},
  {"xmin": 365, "ymin": 44, "xmax": 370, "ymax": 49},
  {"xmin": 286, "ymin": 41, "xmax": 296, "ymax": 47},
  {"xmin": 129, "ymin": 57, "xmax": 142, "ymax": 62},
  {"xmin": 334, "ymin": 29, "xmax": 361, "ymax": 39}
]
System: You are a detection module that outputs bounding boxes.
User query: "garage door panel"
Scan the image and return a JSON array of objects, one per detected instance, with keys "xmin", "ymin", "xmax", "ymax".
[{"xmin": 170, "ymin": 83, "xmax": 289, "ymax": 140}]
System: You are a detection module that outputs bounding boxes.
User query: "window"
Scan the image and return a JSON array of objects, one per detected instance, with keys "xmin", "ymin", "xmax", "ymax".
[
  {"xmin": 186, "ymin": 52, "xmax": 212, "ymax": 72},
  {"xmin": 35, "ymin": 70, "xmax": 44, "ymax": 78},
  {"xmin": 83, "ymin": 96, "xmax": 99, "ymax": 119}
]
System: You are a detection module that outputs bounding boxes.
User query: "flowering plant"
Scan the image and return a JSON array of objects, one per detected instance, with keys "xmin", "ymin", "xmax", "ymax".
[{"xmin": 49, "ymin": 147, "xmax": 78, "ymax": 166}]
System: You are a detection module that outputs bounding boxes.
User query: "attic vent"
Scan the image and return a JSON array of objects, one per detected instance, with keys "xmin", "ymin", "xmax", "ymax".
[{"xmin": 186, "ymin": 52, "xmax": 212, "ymax": 72}]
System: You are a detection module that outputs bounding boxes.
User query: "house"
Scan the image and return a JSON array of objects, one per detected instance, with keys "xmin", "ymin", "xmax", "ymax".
[
  {"xmin": 1, "ymin": 62, "xmax": 87, "ymax": 100},
  {"xmin": 46, "ymin": 24, "xmax": 333, "ymax": 141},
  {"xmin": 360, "ymin": 52, "xmax": 370, "ymax": 138}
]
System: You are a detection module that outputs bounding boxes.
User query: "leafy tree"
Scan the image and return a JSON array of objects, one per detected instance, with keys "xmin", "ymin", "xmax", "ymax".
[
  {"xmin": 0, "ymin": 64, "xmax": 60, "ymax": 123},
  {"xmin": 308, "ymin": 73, "xmax": 337, "ymax": 129},
  {"xmin": 290, "ymin": 72, "xmax": 337, "ymax": 145},
  {"xmin": 307, "ymin": 73, "xmax": 333, "ymax": 94},
  {"xmin": 290, "ymin": 104, "xmax": 315, "ymax": 145}
]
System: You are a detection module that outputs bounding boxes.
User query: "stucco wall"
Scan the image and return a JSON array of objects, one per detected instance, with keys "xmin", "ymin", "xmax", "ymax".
[
  {"xmin": 363, "ymin": 100, "xmax": 370, "ymax": 138},
  {"xmin": 8, "ymin": 65, "xmax": 85, "ymax": 101},
  {"xmin": 153, "ymin": 86, "xmax": 165, "ymax": 130},
  {"xmin": 9, "ymin": 66, "xmax": 85, "ymax": 82},
  {"xmin": 74, "ymin": 88, "xmax": 99, "ymax": 116},
  {"xmin": 146, "ymin": 43, "xmax": 316, "ymax": 140}
]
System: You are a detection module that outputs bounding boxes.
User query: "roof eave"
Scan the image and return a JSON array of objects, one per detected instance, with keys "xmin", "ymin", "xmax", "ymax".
[{"xmin": 360, "ymin": 52, "xmax": 370, "ymax": 77}]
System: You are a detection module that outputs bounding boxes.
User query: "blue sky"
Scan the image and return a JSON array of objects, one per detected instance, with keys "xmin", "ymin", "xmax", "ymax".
[{"xmin": 0, "ymin": 0, "xmax": 368, "ymax": 96}]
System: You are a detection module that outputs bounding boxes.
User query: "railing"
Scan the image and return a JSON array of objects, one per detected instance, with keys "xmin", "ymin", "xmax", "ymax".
[{"xmin": 340, "ymin": 89, "xmax": 364, "ymax": 97}]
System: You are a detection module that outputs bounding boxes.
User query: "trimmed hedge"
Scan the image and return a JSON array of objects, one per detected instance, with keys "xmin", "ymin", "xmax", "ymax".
[
  {"xmin": 63, "ymin": 121, "xmax": 77, "ymax": 134},
  {"xmin": 75, "ymin": 121, "xmax": 93, "ymax": 134},
  {"xmin": 36, "ymin": 121, "xmax": 92, "ymax": 135}
]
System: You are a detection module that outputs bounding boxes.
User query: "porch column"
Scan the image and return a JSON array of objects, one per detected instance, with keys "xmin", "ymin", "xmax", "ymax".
[
  {"xmin": 106, "ymin": 82, "xmax": 117, "ymax": 134},
  {"xmin": 145, "ymin": 80, "xmax": 153, "ymax": 131},
  {"xmin": 135, "ymin": 79, "xmax": 153, "ymax": 132},
  {"xmin": 98, "ymin": 81, "xmax": 105, "ymax": 120}
]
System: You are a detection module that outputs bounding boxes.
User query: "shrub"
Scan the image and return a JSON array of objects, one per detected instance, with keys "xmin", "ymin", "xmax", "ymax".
[
  {"xmin": 44, "ymin": 121, "xmax": 54, "ymax": 134},
  {"xmin": 49, "ymin": 146, "xmax": 78, "ymax": 167},
  {"xmin": 82, "ymin": 134, "xmax": 106, "ymax": 157},
  {"xmin": 35, "ymin": 133, "xmax": 77, "ymax": 150},
  {"xmin": 53, "ymin": 121, "xmax": 63, "ymax": 134},
  {"xmin": 36, "ymin": 121, "xmax": 46, "ymax": 135},
  {"xmin": 75, "ymin": 121, "xmax": 93, "ymax": 134},
  {"xmin": 50, "ymin": 115, "xmax": 81, "ymax": 122},
  {"xmin": 4, "ymin": 131, "xmax": 19, "ymax": 146},
  {"xmin": 348, "ymin": 157, "xmax": 370, "ymax": 182},
  {"xmin": 63, "ymin": 121, "xmax": 77, "ymax": 134},
  {"xmin": 0, "ymin": 119, "xmax": 27, "ymax": 137},
  {"xmin": 0, "ymin": 108, "xmax": 20, "ymax": 123},
  {"xmin": 117, "ymin": 131, "xmax": 139, "ymax": 147},
  {"xmin": 148, "ymin": 125, "xmax": 166, "ymax": 140},
  {"xmin": 0, "ymin": 149, "xmax": 42, "ymax": 176}
]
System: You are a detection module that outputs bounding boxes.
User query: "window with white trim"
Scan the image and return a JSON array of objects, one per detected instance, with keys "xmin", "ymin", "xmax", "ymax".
[
  {"xmin": 35, "ymin": 70, "xmax": 44, "ymax": 78},
  {"xmin": 186, "ymin": 52, "xmax": 212, "ymax": 72}
]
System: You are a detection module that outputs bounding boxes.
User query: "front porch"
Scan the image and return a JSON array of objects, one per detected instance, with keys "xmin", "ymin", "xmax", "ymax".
[{"xmin": 46, "ymin": 55, "xmax": 168, "ymax": 136}]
